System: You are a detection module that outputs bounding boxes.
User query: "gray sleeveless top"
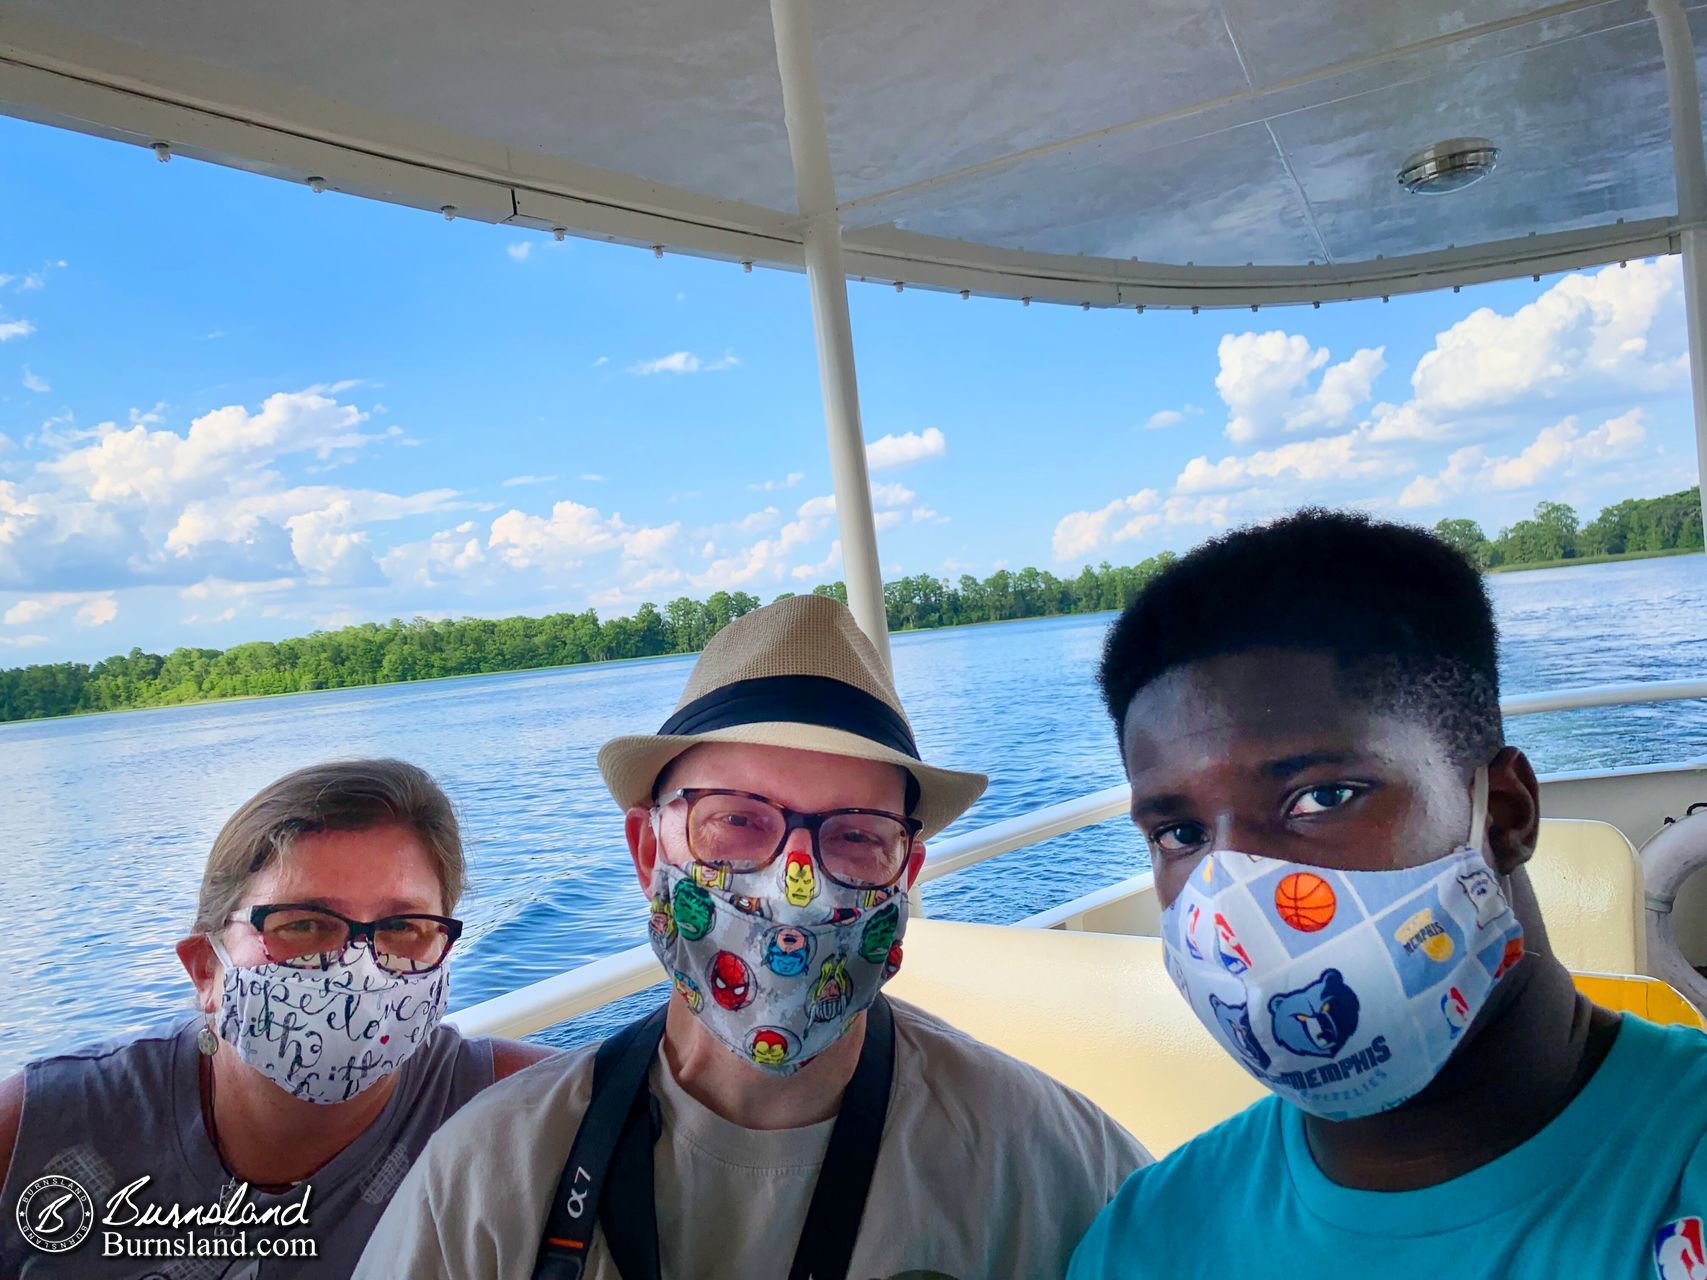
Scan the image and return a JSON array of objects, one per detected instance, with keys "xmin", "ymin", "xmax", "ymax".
[{"xmin": 0, "ymin": 1014, "xmax": 495, "ymax": 1278}]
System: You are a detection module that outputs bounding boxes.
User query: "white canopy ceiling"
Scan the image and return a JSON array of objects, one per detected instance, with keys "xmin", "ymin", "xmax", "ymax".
[{"xmin": 0, "ymin": 0, "xmax": 1701, "ymax": 306}]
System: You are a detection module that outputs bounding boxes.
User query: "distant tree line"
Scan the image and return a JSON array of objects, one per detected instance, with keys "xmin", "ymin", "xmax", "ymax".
[
  {"xmin": 3, "ymin": 489, "xmax": 1699, "ymax": 724},
  {"xmin": 0, "ymin": 557, "xmax": 1177, "ymax": 722},
  {"xmin": 1432, "ymin": 489, "xmax": 1703, "ymax": 570}
]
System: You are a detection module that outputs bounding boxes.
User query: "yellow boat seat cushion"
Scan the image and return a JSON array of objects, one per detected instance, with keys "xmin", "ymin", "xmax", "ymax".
[
  {"xmin": 889, "ymin": 922, "xmax": 1263, "ymax": 1158},
  {"xmin": 889, "ymin": 918, "xmax": 1699, "ymax": 1158},
  {"xmin": 1527, "ymin": 818, "xmax": 1645, "ymax": 974}
]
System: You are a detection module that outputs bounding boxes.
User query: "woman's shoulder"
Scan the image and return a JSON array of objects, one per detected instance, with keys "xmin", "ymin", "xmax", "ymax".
[
  {"xmin": 1, "ymin": 1015, "xmax": 201, "ymax": 1203},
  {"xmin": 489, "ymin": 1036, "xmax": 560, "ymax": 1079},
  {"xmin": 21, "ymin": 1013, "xmax": 197, "ymax": 1093}
]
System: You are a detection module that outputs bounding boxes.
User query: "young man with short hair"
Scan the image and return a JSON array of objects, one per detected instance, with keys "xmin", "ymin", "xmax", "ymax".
[
  {"xmin": 1071, "ymin": 510, "xmax": 1707, "ymax": 1279},
  {"xmin": 358, "ymin": 594, "xmax": 1146, "ymax": 1279}
]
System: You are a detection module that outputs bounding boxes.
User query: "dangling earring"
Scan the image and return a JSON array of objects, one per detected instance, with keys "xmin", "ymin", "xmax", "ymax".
[{"xmin": 197, "ymin": 1014, "xmax": 220, "ymax": 1058}]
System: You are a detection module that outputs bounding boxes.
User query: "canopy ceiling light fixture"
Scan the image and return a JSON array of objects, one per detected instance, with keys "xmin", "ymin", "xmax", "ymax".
[{"xmin": 1398, "ymin": 137, "xmax": 1500, "ymax": 194}]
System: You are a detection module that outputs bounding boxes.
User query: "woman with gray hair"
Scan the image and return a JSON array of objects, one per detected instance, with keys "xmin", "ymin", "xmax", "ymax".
[{"xmin": 0, "ymin": 759, "xmax": 554, "ymax": 1275}]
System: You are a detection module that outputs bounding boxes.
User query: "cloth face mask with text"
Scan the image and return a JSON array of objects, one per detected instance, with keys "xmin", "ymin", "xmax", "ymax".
[
  {"xmin": 1160, "ymin": 768, "xmax": 1525, "ymax": 1121},
  {"xmin": 646, "ymin": 846, "xmax": 907, "ymax": 1076},
  {"xmin": 210, "ymin": 936, "xmax": 448, "ymax": 1104}
]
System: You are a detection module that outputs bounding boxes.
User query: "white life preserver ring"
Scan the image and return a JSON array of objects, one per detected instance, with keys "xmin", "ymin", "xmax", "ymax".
[{"xmin": 1641, "ymin": 808, "xmax": 1707, "ymax": 1012}]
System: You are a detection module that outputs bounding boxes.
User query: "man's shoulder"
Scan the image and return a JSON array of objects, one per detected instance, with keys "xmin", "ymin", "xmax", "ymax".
[
  {"xmin": 1101, "ymin": 1098, "xmax": 1284, "ymax": 1224},
  {"xmin": 888, "ymin": 998, "xmax": 1146, "ymax": 1155},
  {"xmin": 412, "ymin": 1039, "xmax": 597, "ymax": 1180},
  {"xmin": 1070, "ymin": 1097, "xmax": 1284, "ymax": 1278},
  {"xmin": 889, "ymin": 995, "xmax": 1090, "ymax": 1103}
]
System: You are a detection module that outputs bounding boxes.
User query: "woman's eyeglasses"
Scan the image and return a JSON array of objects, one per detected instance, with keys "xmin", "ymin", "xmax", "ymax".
[{"xmin": 229, "ymin": 903, "xmax": 463, "ymax": 975}]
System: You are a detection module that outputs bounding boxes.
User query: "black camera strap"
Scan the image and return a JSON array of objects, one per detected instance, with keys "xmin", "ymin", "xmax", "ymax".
[{"xmin": 531, "ymin": 995, "xmax": 896, "ymax": 1280}]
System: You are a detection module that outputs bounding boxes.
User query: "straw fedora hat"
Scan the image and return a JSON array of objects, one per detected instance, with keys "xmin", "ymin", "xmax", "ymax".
[{"xmin": 597, "ymin": 595, "xmax": 987, "ymax": 839}]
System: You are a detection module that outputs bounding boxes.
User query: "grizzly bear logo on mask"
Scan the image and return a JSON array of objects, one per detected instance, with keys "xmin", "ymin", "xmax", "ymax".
[
  {"xmin": 1269, "ymin": 968, "xmax": 1361, "ymax": 1058},
  {"xmin": 1208, "ymin": 994, "xmax": 1271, "ymax": 1072}
]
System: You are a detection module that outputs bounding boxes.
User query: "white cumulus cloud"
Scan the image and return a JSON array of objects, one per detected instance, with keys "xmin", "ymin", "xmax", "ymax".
[
  {"xmin": 4, "ymin": 590, "xmax": 117, "ymax": 628},
  {"xmin": 865, "ymin": 428, "xmax": 946, "ymax": 470},
  {"xmin": 1397, "ymin": 410, "xmax": 1649, "ymax": 508},
  {"xmin": 1051, "ymin": 493, "xmax": 1232, "ymax": 562},
  {"xmin": 1215, "ymin": 331, "xmax": 1386, "ymax": 444},
  {"xmin": 1368, "ymin": 259, "xmax": 1685, "ymax": 444},
  {"xmin": 1145, "ymin": 404, "xmax": 1203, "ymax": 430},
  {"xmin": 1176, "ymin": 430, "xmax": 1400, "ymax": 495}
]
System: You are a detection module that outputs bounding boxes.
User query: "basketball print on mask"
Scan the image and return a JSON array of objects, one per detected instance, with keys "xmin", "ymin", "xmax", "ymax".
[
  {"xmin": 1212, "ymin": 912, "xmax": 1253, "ymax": 975},
  {"xmin": 1441, "ymin": 985, "xmax": 1470, "ymax": 1037},
  {"xmin": 1208, "ymin": 994, "xmax": 1271, "ymax": 1072},
  {"xmin": 1184, "ymin": 904, "xmax": 1205, "ymax": 959},
  {"xmin": 1268, "ymin": 969, "xmax": 1361, "ymax": 1058},
  {"xmin": 1274, "ymin": 872, "xmax": 1337, "ymax": 932},
  {"xmin": 1456, "ymin": 866, "xmax": 1504, "ymax": 928}
]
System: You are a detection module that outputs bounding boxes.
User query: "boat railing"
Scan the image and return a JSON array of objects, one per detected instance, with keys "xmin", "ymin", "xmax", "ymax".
[{"xmin": 446, "ymin": 675, "xmax": 1707, "ymax": 1038}]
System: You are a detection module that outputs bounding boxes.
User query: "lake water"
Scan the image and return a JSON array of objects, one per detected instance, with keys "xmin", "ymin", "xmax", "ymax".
[{"xmin": 4, "ymin": 554, "xmax": 1706, "ymax": 1075}]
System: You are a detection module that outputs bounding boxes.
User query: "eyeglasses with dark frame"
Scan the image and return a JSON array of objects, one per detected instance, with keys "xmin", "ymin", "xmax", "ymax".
[
  {"xmin": 654, "ymin": 787, "xmax": 922, "ymax": 890},
  {"xmin": 229, "ymin": 903, "xmax": 464, "ymax": 975}
]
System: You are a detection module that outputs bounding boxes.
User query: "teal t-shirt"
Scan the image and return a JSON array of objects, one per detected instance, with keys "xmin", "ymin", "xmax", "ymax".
[{"xmin": 1071, "ymin": 1014, "xmax": 1707, "ymax": 1279}]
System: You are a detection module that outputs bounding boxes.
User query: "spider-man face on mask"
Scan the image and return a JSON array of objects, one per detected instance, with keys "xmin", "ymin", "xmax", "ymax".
[{"xmin": 709, "ymin": 951, "xmax": 755, "ymax": 1010}]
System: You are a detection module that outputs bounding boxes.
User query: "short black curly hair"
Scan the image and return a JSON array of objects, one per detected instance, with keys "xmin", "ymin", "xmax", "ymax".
[{"xmin": 1098, "ymin": 509, "xmax": 1504, "ymax": 769}]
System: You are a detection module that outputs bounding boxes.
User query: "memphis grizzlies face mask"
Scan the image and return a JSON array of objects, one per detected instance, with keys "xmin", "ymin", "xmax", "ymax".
[{"xmin": 1160, "ymin": 768, "xmax": 1526, "ymax": 1121}]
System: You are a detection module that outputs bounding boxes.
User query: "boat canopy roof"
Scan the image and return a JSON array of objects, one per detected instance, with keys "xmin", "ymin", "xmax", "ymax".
[{"xmin": 0, "ymin": 0, "xmax": 1702, "ymax": 307}]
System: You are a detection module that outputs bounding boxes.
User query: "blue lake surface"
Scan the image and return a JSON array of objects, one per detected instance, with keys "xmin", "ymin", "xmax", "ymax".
[{"xmin": 3, "ymin": 554, "xmax": 1706, "ymax": 1073}]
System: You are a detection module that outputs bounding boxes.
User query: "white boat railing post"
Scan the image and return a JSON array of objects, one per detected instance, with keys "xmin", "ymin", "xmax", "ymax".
[
  {"xmin": 1651, "ymin": 0, "xmax": 1707, "ymax": 525},
  {"xmin": 769, "ymin": 0, "xmax": 921, "ymax": 917},
  {"xmin": 769, "ymin": 0, "xmax": 891, "ymax": 673}
]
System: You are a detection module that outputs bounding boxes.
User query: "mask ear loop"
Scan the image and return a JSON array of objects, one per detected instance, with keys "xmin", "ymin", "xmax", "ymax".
[
  {"xmin": 200, "ymin": 934, "xmax": 233, "ymax": 1057},
  {"xmin": 1469, "ymin": 765, "xmax": 1491, "ymax": 855}
]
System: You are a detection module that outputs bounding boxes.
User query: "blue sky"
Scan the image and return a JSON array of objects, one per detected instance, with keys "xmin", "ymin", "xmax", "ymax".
[{"xmin": 0, "ymin": 112, "xmax": 1699, "ymax": 664}]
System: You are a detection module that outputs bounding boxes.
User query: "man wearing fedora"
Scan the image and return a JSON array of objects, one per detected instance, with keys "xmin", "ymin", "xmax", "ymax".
[{"xmin": 356, "ymin": 595, "xmax": 1146, "ymax": 1279}]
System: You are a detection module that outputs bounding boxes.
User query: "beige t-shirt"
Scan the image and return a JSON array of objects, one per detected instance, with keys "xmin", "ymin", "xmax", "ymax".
[{"xmin": 353, "ymin": 999, "xmax": 1148, "ymax": 1279}]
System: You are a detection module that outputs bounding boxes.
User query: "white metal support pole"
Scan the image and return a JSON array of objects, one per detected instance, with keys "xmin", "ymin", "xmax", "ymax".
[
  {"xmin": 769, "ymin": 0, "xmax": 892, "ymax": 671},
  {"xmin": 1652, "ymin": 0, "xmax": 1707, "ymax": 527}
]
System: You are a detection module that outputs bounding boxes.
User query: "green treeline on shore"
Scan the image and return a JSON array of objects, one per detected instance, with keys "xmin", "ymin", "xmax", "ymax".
[
  {"xmin": 0, "ymin": 559, "xmax": 1177, "ymax": 722},
  {"xmin": 2, "ymin": 490, "xmax": 1701, "ymax": 723},
  {"xmin": 1431, "ymin": 488, "xmax": 1703, "ymax": 569}
]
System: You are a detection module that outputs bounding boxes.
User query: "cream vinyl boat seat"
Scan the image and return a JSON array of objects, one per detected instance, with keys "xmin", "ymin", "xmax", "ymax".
[
  {"xmin": 890, "ymin": 923, "xmax": 1264, "ymax": 1157},
  {"xmin": 1522, "ymin": 818, "xmax": 1644, "ymax": 974},
  {"xmin": 890, "ymin": 820, "xmax": 1684, "ymax": 1157}
]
